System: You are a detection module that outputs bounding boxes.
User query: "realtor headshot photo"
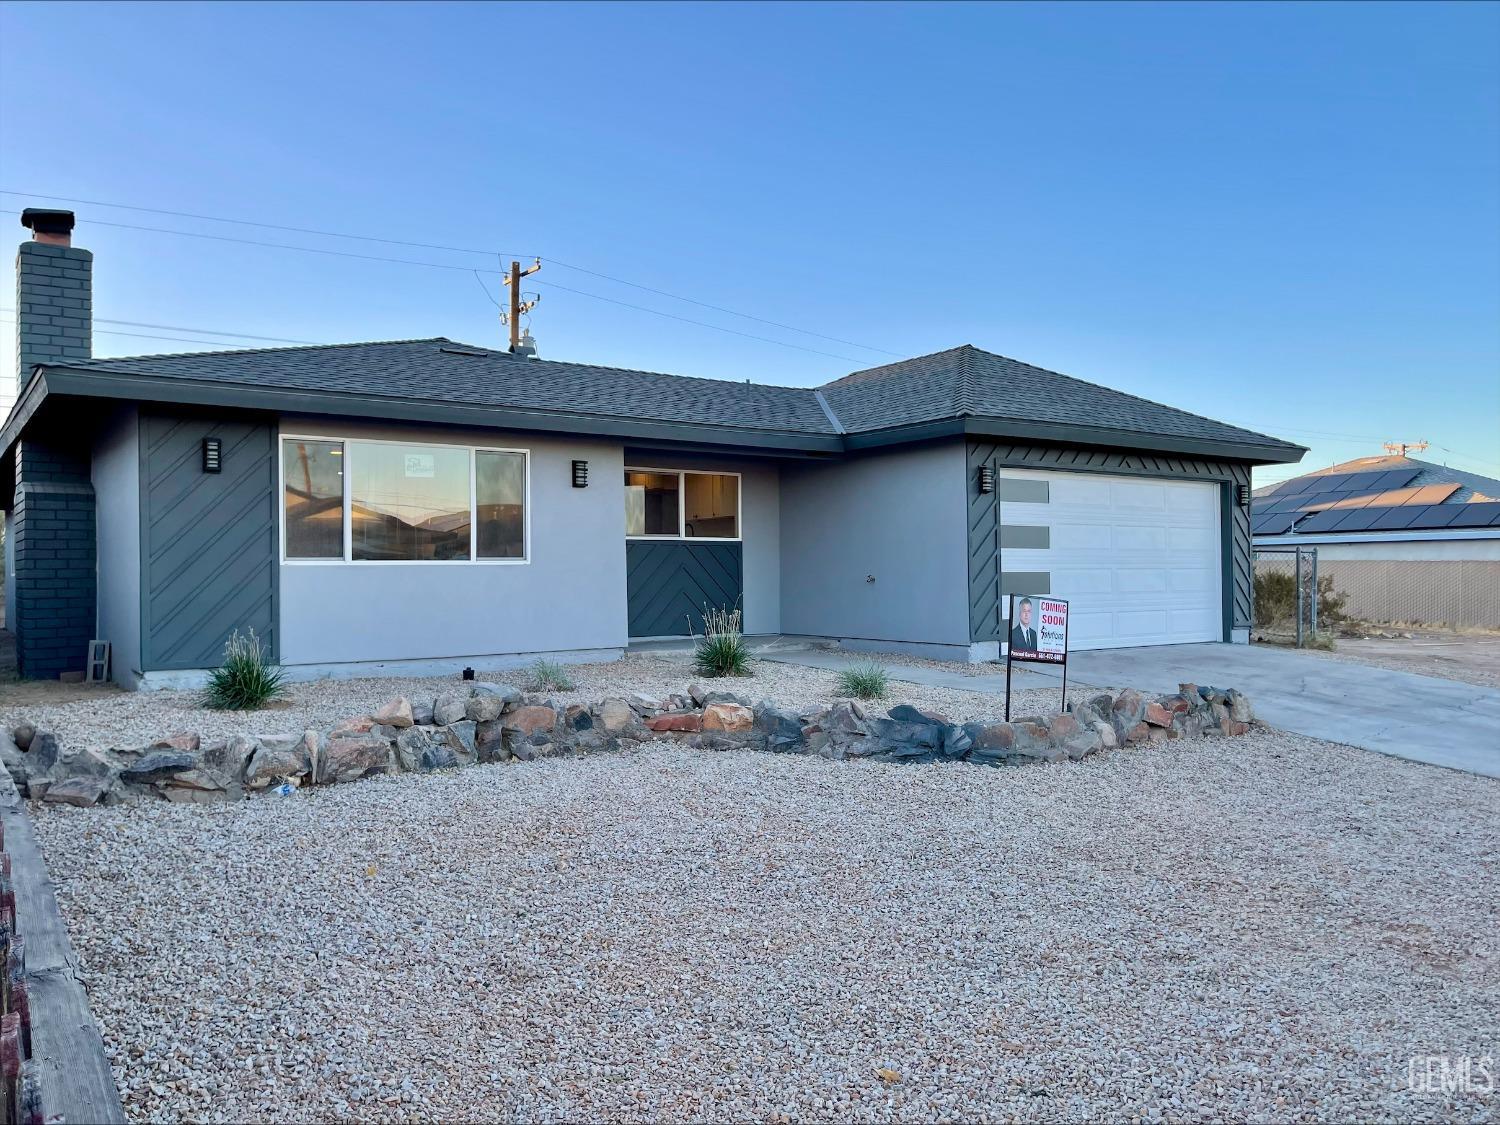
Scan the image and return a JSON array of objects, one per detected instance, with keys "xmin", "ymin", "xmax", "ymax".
[{"xmin": 1009, "ymin": 597, "xmax": 1038, "ymax": 652}]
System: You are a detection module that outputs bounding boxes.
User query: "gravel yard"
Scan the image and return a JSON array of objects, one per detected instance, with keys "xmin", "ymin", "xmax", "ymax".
[
  {"xmin": 0, "ymin": 654, "xmax": 1083, "ymax": 750},
  {"xmin": 32, "ymin": 729, "xmax": 1499, "ymax": 1123}
]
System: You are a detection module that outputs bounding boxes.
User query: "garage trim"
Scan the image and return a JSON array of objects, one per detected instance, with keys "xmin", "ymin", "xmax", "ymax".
[{"xmin": 967, "ymin": 440, "xmax": 1252, "ymax": 645}]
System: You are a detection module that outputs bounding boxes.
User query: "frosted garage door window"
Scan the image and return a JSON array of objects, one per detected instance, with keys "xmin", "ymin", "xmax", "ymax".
[
  {"xmin": 283, "ymin": 439, "xmax": 345, "ymax": 559},
  {"xmin": 350, "ymin": 442, "xmax": 471, "ymax": 560},
  {"xmin": 477, "ymin": 451, "xmax": 526, "ymax": 559}
]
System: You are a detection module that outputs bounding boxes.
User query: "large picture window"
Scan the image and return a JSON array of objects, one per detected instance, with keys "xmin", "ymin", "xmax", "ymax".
[
  {"xmin": 624, "ymin": 469, "xmax": 740, "ymax": 540},
  {"xmin": 281, "ymin": 436, "xmax": 529, "ymax": 564}
]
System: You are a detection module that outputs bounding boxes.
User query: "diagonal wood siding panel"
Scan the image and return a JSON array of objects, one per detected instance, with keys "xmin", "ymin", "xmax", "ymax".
[
  {"xmin": 141, "ymin": 412, "xmax": 279, "ymax": 670},
  {"xmin": 966, "ymin": 441, "xmax": 1253, "ymax": 642},
  {"xmin": 627, "ymin": 541, "xmax": 743, "ymax": 638}
]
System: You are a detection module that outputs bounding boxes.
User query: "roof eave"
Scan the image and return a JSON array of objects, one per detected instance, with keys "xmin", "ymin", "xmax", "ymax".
[
  {"xmin": 844, "ymin": 414, "xmax": 1306, "ymax": 464},
  {"xmin": 34, "ymin": 367, "xmax": 846, "ymax": 454}
]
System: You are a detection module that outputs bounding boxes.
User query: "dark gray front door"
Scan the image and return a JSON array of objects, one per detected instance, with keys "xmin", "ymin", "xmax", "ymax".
[{"xmin": 626, "ymin": 541, "xmax": 743, "ymax": 638}]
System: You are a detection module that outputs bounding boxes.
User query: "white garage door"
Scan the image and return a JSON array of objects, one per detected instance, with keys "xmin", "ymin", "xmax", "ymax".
[{"xmin": 999, "ymin": 469, "xmax": 1223, "ymax": 650}]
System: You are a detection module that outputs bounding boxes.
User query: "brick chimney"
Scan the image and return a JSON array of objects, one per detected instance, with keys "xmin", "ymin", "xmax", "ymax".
[
  {"xmin": 15, "ymin": 208, "xmax": 91, "ymax": 402},
  {"xmin": 8, "ymin": 209, "xmax": 96, "ymax": 680}
]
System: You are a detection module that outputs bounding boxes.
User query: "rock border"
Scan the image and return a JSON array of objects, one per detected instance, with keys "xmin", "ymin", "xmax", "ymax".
[
  {"xmin": 5, "ymin": 681, "xmax": 1255, "ymax": 810},
  {"xmin": 0, "ymin": 762, "xmax": 125, "ymax": 1122}
]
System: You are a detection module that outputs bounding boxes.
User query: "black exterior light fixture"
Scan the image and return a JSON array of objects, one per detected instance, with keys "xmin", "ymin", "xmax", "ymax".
[
  {"xmin": 1236, "ymin": 483, "xmax": 1251, "ymax": 508},
  {"xmin": 202, "ymin": 437, "xmax": 222, "ymax": 473},
  {"xmin": 977, "ymin": 465, "xmax": 996, "ymax": 494},
  {"xmin": 572, "ymin": 459, "xmax": 589, "ymax": 488}
]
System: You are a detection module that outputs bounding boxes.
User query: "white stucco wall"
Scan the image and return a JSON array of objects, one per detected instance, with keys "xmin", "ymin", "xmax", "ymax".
[
  {"xmin": 277, "ymin": 417, "xmax": 627, "ymax": 670},
  {"xmin": 92, "ymin": 406, "xmax": 142, "ymax": 687},
  {"xmin": 779, "ymin": 441, "xmax": 970, "ymax": 653}
]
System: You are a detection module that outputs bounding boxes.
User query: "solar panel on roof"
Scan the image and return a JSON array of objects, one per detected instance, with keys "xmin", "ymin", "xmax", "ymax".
[
  {"xmin": 1332, "ymin": 508, "xmax": 1385, "ymax": 531},
  {"xmin": 1366, "ymin": 506, "xmax": 1425, "ymax": 530},
  {"xmin": 1446, "ymin": 502, "xmax": 1500, "ymax": 529},
  {"xmin": 1406, "ymin": 505, "xmax": 1466, "ymax": 529},
  {"xmin": 1253, "ymin": 512, "xmax": 1299, "ymax": 536},
  {"xmin": 1375, "ymin": 468, "xmax": 1421, "ymax": 489},
  {"xmin": 1293, "ymin": 508, "xmax": 1347, "ymax": 533}
]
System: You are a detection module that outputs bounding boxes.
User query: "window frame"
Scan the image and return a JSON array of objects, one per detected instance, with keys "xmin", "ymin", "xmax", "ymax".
[
  {"xmin": 623, "ymin": 467, "xmax": 743, "ymax": 542},
  {"xmin": 279, "ymin": 433, "xmax": 531, "ymax": 566}
]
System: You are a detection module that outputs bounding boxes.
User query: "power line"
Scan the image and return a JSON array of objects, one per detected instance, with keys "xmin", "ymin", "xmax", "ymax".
[
  {"xmin": 0, "ymin": 317, "xmax": 283, "ymax": 351},
  {"xmin": 1, "ymin": 190, "xmax": 901, "ymax": 356},
  {"xmin": 0, "ymin": 210, "xmax": 866, "ymax": 364},
  {"xmin": 0, "ymin": 310, "xmax": 320, "ymax": 345}
]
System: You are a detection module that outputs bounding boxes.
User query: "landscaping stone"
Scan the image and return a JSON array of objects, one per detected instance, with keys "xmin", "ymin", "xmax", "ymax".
[
  {"xmin": 394, "ymin": 727, "xmax": 433, "ymax": 772},
  {"xmin": 411, "ymin": 698, "xmax": 436, "ymax": 726},
  {"xmin": 565, "ymin": 704, "xmax": 593, "ymax": 732},
  {"xmin": 433, "ymin": 693, "xmax": 468, "ymax": 727},
  {"xmin": 505, "ymin": 705, "xmax": 558, "ymax": 738},
  {"xmin": 317, "ymin": 736, "xmax": 392, "ymax": 785},
  {"xmin": 702, "ymin": 702, "xmax": 754, "ymax": 733},
  {"xmin": 145, "ymin": 732, "xmax": 201, "ymax": 754},
  {"xmin": 597, "ymin": 699, "xmax": 634, "ymax": 733},
  {"xmin": 245, "ymin": 736, "xmax": 315, "ymax": 789},
  {"xmin": 11, "ymin": 722, "xmax": 35, "ymax": 751},
  {"xmin": 474, "ymin": 719, "xmax": 508, "ymax": 763},
  {"xmin": 444, "ymin": 720, "xmax": 479, "ymax": 762},
  {"xmin": 374, "ymin": 698, "xmax": 414, "ymax": 729},
  {"xmin": 755, "ymin": 705, "xmax": 805, "ymax": 753},
  {"xmin": 465, "ymin": 691, "xmax": 505, "ymax": 723},
  {"xmin": 628, "ymin": 692, "xmax": 663, "ymax": 716},
  {"xmin": 1227, "ymin": 689, "xmax": 1254, "ymax": 724},
  {"xmin": 687, "ymin": 683, "xmax": 708, "ymax": 707},
  {"xmin": 421, "ymin": 740, "xmax": 459, "ymax": 771},
  {"xmin": 1143, "ymin": 702, "xmax": 1173, "ymax": 728},
  {"xmin": 120, "ymin": 750, "xmax": 197, "ymax": 783},
  {"xmin": 28, "ymin": 730, "xmax": 61, "ymax": 775},
  {"xmin": 704, "ymin": 690, "xmax": 754, "ymax": 709},
  {"xmin": 203, "ymin": 735, "xmax": 259, "ymax": 783},
  {"xmin": 43, "ymin": 776, "xmax": 110, "ymax": 807},
  {"xmin": 647, "ymin": 711, "xmax": 703, "ymax": 733},
  {"xmin": 330, "ymin": 716, "xmax": 376, "ymax": 738},
  {"xmin": 475, "ymin": 682, "xmax": 522, "ymax": 710}
]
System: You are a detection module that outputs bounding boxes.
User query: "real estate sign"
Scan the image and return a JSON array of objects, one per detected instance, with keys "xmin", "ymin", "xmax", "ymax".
[{"xmin": 1004, "ymin": 594, "xmax": 1070, "ymax": 719}]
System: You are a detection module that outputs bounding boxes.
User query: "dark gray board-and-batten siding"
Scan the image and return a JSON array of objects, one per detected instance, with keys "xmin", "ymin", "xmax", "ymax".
[
  {"xmin": 966, "ymin": 440, "xmax": 1254, "ymax": 644},
  {"xmin": 139, "ymin": 412, "xmax": 279, "ymax": 670}
]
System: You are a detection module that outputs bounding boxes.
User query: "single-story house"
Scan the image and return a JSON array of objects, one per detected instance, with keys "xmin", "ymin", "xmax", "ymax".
[
  {"xmin": 1253, "ymin": 455, "xmax": 1500, "ymax": 628},
  {"xmin": 2, "ymin": 209, "xmax": 1305, "ymax": 688}
]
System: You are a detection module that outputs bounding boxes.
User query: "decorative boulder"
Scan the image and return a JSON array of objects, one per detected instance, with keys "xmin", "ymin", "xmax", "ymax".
[
  {"xmin": 647, "ymin": 711, "xmax": 703, "ymax": 733},
  {"xmin": 317, "ymin": 736, "xmax": 392, "ymax": 784},
  {"xmin": 411, "ymin": 698, "xmax": 436, "ymax": 726},
  {"xmin": 330, "ymin": 716, "xmax": 376, "ymax": 738},
  {"xmin": 466, "ymin": 690, "xmax": 505, "ymax": 723},
  {"xmin": 202, "ymin": 735, "xmax": 259, "ymax": 783},
  {"xmin": 702, "ymin": 702, "xmax": 753, "ymax": 733},
  {"xmin": 27, "ymin": 731, "xmax": 62, "ymax": 775},
  {"xmin": 963, "ymin": 721, "xmax": 1016, "ymax": 766},
  {"xmin": 597, "ymin": 699, "xmax": 635, "ymax": 733},
  {"xmin": 755, "ymin": 705, "xmax": 804, "ymax": 753},
  {"xmin": 433, "ymin": 693, "xmax": 468, "ymax": 727},
  {"xmin": 12, "ymin": 723, "xmax": 36, "ymax": 752},
  {"xmin": 43, "ymin": 777, "xmax": 110, "ymax": 808},
  {"xmin": 687, "ymin": 683, "xmax": 708, "ymax": 707},
  {"xmin": 1226, "ymin": 689, "xmax": 1254, "ymax": 724},
  {"xmin": 474, "ymin": 720, "xmax": 508, "ymax": 763},
  {"xmin": 474, "ymin": 681, "xmax": 522, "ymax": 711},
  {"xmin": 245, "ymin": 734, "xmax": 315, "ymax": 789},
  {"xmin": 444, "ymin": 720, "xmax": 479, "ymax": 762},
  {"xmin": 120, "ymin": 750, "xmax": 197, "ymax": 784},
  {"xmin": 393, "ymin": 726, "xmax": 432, "ymax": 772},
  {"xmin": 504, "ymin": 705, "xmax": 558, "ymax": 738},
  {"xmin": 704, "ymin": 690, "xmax": 754, "ymax": 709},
  {"xmin": 627, "ymin": 692, "xmax": 663, "ymax": 716},
  {"xmin": 564, "ymin": 704, "xmax": 593, "ymax": 732},
  {"xmin": 374, "ymin": 698, "xmax": 414, "ymax": 729},
  {"xmin": 1142, "ymin": 702, "xmax": 1173, "ymax": 728},
  {"xmin": 146, "ymin": 732, "xmax": 200, "ymax": 754}
]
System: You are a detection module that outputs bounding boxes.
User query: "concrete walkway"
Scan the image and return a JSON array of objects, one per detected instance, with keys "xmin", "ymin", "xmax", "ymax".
[{"xmin": 749, "ymin": 640, "xmax": 1500, "ymax": 779}]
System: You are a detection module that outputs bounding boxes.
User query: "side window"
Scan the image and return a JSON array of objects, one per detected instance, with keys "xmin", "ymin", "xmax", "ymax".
[{"xmin": 282, "ymin": 439, "xmax": 344, "ymax": 558}]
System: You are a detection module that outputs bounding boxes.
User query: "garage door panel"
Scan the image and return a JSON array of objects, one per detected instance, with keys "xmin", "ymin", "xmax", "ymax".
[{"xmin": 998, "ymin": 469, "xmax": 1222, "ymax": 650}]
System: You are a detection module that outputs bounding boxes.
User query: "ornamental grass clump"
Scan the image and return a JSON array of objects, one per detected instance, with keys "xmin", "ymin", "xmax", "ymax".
[
  {"xmin": 527, "ymin": 657, "xmax": 575, "ymax": 692},
  {"xmin": 201, "ymin": 628, "xmax": 286, "ymax": 711},
  {"xmin": 837, "ymin": 661, "xmax": 889, "ymax": 700},
  {"xmin": 692, "ymin": 605, "xmax": 750, "ymax": 678}
]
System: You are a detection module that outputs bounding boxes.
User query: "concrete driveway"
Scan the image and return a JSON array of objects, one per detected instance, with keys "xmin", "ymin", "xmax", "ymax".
[{"xmin": 1061, "ymin": 643, "xmax": 1500, "ymax": 778}]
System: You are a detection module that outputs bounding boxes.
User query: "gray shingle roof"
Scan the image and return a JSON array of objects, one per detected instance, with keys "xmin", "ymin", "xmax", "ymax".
[
  {"xmin": 57, "ymin": 338, "xmax": 839, "ymax": 435},
  {"xmin": 46, "ymin": 338, "xmax": 1301, "ymax": 456},
  {"xmin": 820, "ymin": 344, "xmax": 1297, "ymax": 450}
]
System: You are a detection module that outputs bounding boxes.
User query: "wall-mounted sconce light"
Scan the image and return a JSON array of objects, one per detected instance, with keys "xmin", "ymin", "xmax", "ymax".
[
  {"xmin": 572, "ymin": 460, "xmax": 589, "ymax": 488},
  {"xmin": 1236, "ymin": 483, "xmax": 1251, "ymax": 508},
  {"xmin": 202, "ymin": 437, "xmax": 222, "ymax": 473},
  {"xmin": 977, "ymin": 465, "xmax": 995, "ymax": 494}
]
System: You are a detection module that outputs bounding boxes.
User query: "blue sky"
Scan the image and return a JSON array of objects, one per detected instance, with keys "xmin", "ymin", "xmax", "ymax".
[{"xmin": 1, "ymin": 0, "xmax": 1496, "ymax": 485}]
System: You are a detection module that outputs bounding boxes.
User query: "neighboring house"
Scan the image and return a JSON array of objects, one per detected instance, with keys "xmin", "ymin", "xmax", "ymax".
[
  {"xmin": 2, "ymin": 209, "xmax": 1305, "ymax": 688},
  {"xmin": 1252, "ymin": 456, "xmax": 1500, "ymax": 628}
]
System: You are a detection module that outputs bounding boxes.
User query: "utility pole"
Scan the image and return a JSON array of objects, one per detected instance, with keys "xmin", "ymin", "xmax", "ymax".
[
  {"xmin": 1382, "ymin": 440, "xmax": 1429, "ymax": 458},
  {"xmin": 501, "ymin": 258, "xmax": 541, "ymax": 353}
]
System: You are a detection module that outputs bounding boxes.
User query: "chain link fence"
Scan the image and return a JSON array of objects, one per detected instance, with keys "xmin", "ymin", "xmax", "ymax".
[{"xmin": 1252, "ymin": 546, "xmax": 1325, "ymax": 646}]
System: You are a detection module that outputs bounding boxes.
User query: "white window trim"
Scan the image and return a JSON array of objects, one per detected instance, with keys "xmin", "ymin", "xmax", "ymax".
[
  {"xmin": 279, "ymin": 433, "xmax": 531, "ymax": 565},
  {"xmin": 623, "ymin": 467, "xmax": 743, "ymax": 542}
]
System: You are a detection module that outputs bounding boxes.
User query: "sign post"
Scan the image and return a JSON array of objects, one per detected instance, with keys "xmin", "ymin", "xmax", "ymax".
[{"xmin": 1003, "ymin": 594, "xmax": 1070, "ymax": 720}]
